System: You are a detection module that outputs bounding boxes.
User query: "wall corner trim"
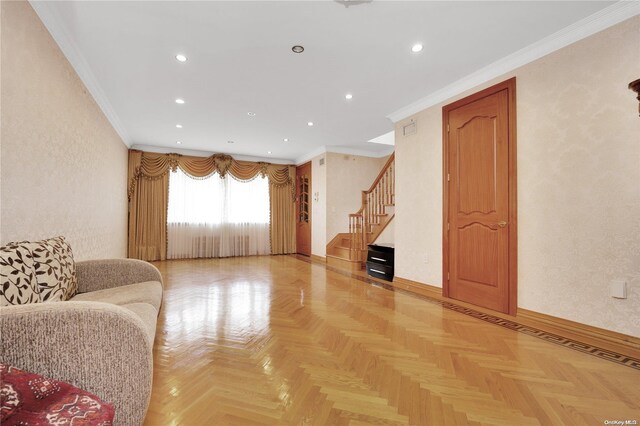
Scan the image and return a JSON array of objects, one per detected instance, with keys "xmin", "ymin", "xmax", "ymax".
[
  {"xmin": 386, "ymin": 1, "xmax": 640, "ymax": 123},
  {"xmin": 29, "ymin": 0, "xmax": 131, "ymax": 147}
]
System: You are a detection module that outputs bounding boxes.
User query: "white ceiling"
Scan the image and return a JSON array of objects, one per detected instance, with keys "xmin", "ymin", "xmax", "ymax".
[{"xmin": 33, "ymin": 1, "xmax": 619, "ymax": 163}]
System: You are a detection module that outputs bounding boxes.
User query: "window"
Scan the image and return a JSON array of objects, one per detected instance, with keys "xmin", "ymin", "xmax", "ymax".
[
  {"xmin": 167, "ymin": 168, "xmax": 270, "ymax": 259},
  {"xmin": 168, "ymin": 169, "xmax": 269, "ymax": 225}
]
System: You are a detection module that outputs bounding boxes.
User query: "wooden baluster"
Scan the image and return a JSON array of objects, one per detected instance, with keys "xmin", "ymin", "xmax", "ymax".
[
  {"xmin": 370, "ymin": 191, "xmax": 374, "ymax": 224},
  {"xmin": 371, "ymin": 189, "xmax": 374, "ymax": 225},
  {"xmin": 358, "ymin": 216, "xmax": 362, "ymax": 254},
  {"xmin": 349, "ymin": 215, "xmax": 356, "ymax": 251},
  {"xmin": 382, "ymin": 171, "xmax": 386, "ymax": 207},
  {"xmin": 366, "ymin": 193, "xmax": 370, "ymax": 232},
  {"xmin": 349, "ymin": 215, "xmax": 356, "ymax": 253},
  {"xmin": 390, "ymin": 163, "xmax": 394, "ymax": 205},
  {"xmin": 388, "ymin": 164, "xmax": 391, "ymax": 206},
  {"xmin": 389, "ymin": 169, "xmax": 391, "ymax": 205},
  {"xmin": 384, "ymin": 172, "xmax": 388, "ymax": 206},
  {"xmin": 387, "ymin": 168, "xmax": 391, "ymax": 205},
  {"xmin": 379, "ymin": 175, "xmax": 384, "ymax": 208},
  {"xmin": 359, "ymin": 215, "xmax": 363, "ymax": 253}
]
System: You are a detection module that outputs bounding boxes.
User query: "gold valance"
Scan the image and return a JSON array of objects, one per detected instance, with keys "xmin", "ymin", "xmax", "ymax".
[{"xmin": 128, "ymin": 150, "xmax": 294, "ymax": 201}]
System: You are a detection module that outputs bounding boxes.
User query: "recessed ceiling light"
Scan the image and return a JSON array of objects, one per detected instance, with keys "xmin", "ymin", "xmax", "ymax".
[
  {"xmin": 268, "ymin": 151, "xmax": 272, "ymax": 154},
  {"xmin": 292, "ymin": 45, "xmax": 304, "ymax": 53},
  {"xmin": 175, "ymin": 54, "xmax": 187, "ymax": 62},
  {"xmin": 345, "ymin": 93, "xmax": 353, "ymax": 100},
  {"xmin": 247, "ymin": 112, "xmax": 256, "ymax": 116},
  {"xmin": 176, "ymin": 124, "xmax": 183, "ymax": 128},
  {"xmin": 307, "ymin": 122, "xmax": 314, "ymax": 126},
  {"xmin": 175, "ymin": 98, "xmax": 185, "ymax": 104},
  {"xmin": 176, "ymin": 141, "xmax": 182, "ymax": 145},
  {"xmin": 283, "ymin": 138, "xmax": 289, "ymax": 142},
  {"xmin": 227, "ymin": 140, "xmax": 234, "ymax": 144},
  {"xmin": 411, "ymin": 43, "xmax": 423, "ymax": 53}
]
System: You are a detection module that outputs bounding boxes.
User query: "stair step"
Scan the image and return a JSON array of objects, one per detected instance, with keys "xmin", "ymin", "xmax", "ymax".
[
  {"xmin": 326, "ymin": 254, "xmax": 365, "ymax": 272},
  {"xmin": 329, "ymin": 246, "xmax": 351, "ymax": 258}
]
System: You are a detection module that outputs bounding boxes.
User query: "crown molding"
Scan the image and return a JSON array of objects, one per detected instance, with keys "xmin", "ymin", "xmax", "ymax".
[
  {"xmin": 130, "ymin": 144, "xmax": 294, "ymax": 165},
  {"xmin": 387, "ymin": 1, "xmax": 640, "ymax": 123},
  {"xmin": 294, "ymin": 145, "xmax": 394, "ymax": 165},
  {"xmin": 29, "ymin": 1, "xmax": 131, "ymax": 146}
]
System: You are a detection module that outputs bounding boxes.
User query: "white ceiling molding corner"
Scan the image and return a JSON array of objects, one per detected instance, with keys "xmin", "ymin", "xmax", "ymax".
[
  {"xmin": 326, "ymin": 145, "xmax": 394, "ymax": 158},
  {"xmin": 29, "ymin": 0, "xmax": 131, "ymax": 146},
  {"xmin": 386, "ymin": 1, "xmax": 640, "ymax": 123},
  {"xmin": 295, "ymin": 146, "xmax": 329, "ymax": 166}
]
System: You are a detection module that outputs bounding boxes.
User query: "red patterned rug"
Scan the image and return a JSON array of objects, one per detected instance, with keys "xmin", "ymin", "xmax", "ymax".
[{"xmin": 0, "ymin": 363, "xmax": 114, "ymax": 425}]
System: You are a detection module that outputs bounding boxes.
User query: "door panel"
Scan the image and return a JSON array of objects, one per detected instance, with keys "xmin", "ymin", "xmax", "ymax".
[
  {"xmin": 444, "ymin": 78, "xmax": 516, "ymax": 314},
  {"xmin": 457, "ymin": 116, "xmax": 497, "ymax": 215},
  {"xmin": 296, "ymin": 162, "xmax": 312, "ymax": 256},
  {"xmin": 457, "ymin": 223, "xmax": 499, "ymax": 287}
]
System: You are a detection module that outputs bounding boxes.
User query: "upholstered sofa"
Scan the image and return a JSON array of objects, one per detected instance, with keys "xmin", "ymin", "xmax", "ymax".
[{"xmin": 1, "ymin": 250, "xmax": 163, "ymax": 426}]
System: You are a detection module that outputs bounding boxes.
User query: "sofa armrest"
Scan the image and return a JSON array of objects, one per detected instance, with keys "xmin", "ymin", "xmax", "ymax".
[
  {"xmin": 0, "ymin": 301, "xmax": 152, "ymax": 426},
  {"xmin": 76, "ymin": 259, "xmax": 163, "ymax": 294}
]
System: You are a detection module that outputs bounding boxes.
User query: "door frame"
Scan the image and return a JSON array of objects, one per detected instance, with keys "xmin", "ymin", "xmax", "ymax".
[{"xmin": 442, "ymin": 77, "xmax": 518, "ymax": 315}]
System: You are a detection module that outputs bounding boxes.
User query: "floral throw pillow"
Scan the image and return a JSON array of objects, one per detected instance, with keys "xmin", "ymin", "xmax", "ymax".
[
  {"xmin": 8, "ymin": 237, "xmax": 78, "ymax": 302},
  {"xmin": 28, "ymin": 236, "xmax": 78, "ymax": 302},
  {"xmin": 0, "ymin": 243, "xmax": 40, "ymax": 306}
]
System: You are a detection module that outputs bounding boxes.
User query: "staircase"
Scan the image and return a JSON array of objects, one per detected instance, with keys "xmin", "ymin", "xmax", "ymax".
[{"xmin": 326, "ymin": 153, "xmax": 395, "ymax": 271}]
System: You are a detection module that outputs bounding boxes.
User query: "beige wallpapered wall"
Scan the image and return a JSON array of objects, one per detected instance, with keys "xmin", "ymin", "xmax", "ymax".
[
  {"xmin": 311, "ymin": 155, "xmax": 327, "ymax": 257},
  {"xmin": 375, "ymin": 219, "xmax": 394, "ymax": 246},
  {"xmin": 395, "ymin": 16, "xmax": 640, "ymax": 336},
  {"xmin": 1, "ymin": 2, "xmax": 128, "ymax": 260},
  {"xmin": 326, "ymin": 153, "xmax": 389, "ymax": 244}
]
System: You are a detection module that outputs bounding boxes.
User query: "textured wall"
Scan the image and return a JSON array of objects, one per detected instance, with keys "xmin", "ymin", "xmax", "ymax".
[
  {"xmin": 326, "ymin": 153, "xmax": 389, "ymax": 243},
  {"xmin": 374, "ymin": 219, "xmax": 394, "ymax": 246},
  {"xmin": 311, "ymin": 155, "xmax": 327, "ymax": 257},
  {"xmin": 1, "ymin": 1, "xmax": 128, "ymax": 260},
  {"xmin": 394, "ymin": 16, "xmax": 640, "ymax": 336}
]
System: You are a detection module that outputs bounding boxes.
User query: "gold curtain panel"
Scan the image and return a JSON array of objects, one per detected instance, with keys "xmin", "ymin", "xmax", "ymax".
[{"xmin": 127, "ymin": 150, "xmax": 296, "ymax": 261}]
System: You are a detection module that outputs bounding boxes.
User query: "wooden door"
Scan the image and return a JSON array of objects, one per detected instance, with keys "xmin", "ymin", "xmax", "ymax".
[
  {"xmin": 296, "ymin": 162, "xmax": 312, "ymax": 256},
  {"xmin": 443, "ymin": 78, "xmax": 517, "ymax": 314}
]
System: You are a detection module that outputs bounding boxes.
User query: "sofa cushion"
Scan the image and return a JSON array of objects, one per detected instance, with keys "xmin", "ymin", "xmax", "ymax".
[
  {"xmin": 70, "ymin": 281, "xmax": 163, "ymax": 311},
  {"xmin": 120, "ymin": 303, "xmax": 157, "ymax": 342},
  {"xmin": 0, "ymin": 243, "xmax": 40, "ymax": 306},
  {"xmin": 10, "ymin": 237, "xmax": 78, "ymax": 302}
]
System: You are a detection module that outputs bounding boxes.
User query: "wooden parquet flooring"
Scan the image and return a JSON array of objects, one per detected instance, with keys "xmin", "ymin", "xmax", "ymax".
[{"xmin": 144, "ymin": 256, "xmax": 640, "ymax": 425}]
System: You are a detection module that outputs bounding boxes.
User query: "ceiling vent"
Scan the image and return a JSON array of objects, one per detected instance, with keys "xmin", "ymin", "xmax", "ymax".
[
  {"xmin": 403, "ymin": 120, "xmax": 417, "ymax": 136},
  {"xmin": 319, "ymin": 157, "xmax": 325, "ymax": 166}
]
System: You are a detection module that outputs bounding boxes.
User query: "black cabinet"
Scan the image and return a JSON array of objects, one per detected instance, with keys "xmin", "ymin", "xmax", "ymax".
[{"xmin": 366, "ymin": 244, "xmax": 394, "ymax": 282}]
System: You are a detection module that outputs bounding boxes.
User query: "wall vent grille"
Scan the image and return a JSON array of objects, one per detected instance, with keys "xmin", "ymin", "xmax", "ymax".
[{"xmin": 403, "ymin": 120, "xmax": 417, "ymax": 136}]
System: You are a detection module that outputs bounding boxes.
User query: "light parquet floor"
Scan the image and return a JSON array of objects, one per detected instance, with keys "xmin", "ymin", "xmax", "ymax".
[{"xmin": 144, "ymin": 256, "xmax": 640, "ymax": 425}]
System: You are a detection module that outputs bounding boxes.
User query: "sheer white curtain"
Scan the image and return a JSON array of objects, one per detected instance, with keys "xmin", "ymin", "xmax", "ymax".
[{"xmin": 167, "ymin": 169, "xmax": 270, "ymax": 259}]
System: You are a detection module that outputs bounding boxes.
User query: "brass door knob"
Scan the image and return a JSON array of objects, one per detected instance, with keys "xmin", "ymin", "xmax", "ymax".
[{"xmin": 497, "ymin": 221, "xmax": 508, "ymax": 228}]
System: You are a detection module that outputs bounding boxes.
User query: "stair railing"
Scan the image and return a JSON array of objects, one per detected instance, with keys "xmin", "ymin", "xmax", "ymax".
[{"xmin": 349, "ymin": 153, "xmax": 395, "ymax": 261}]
